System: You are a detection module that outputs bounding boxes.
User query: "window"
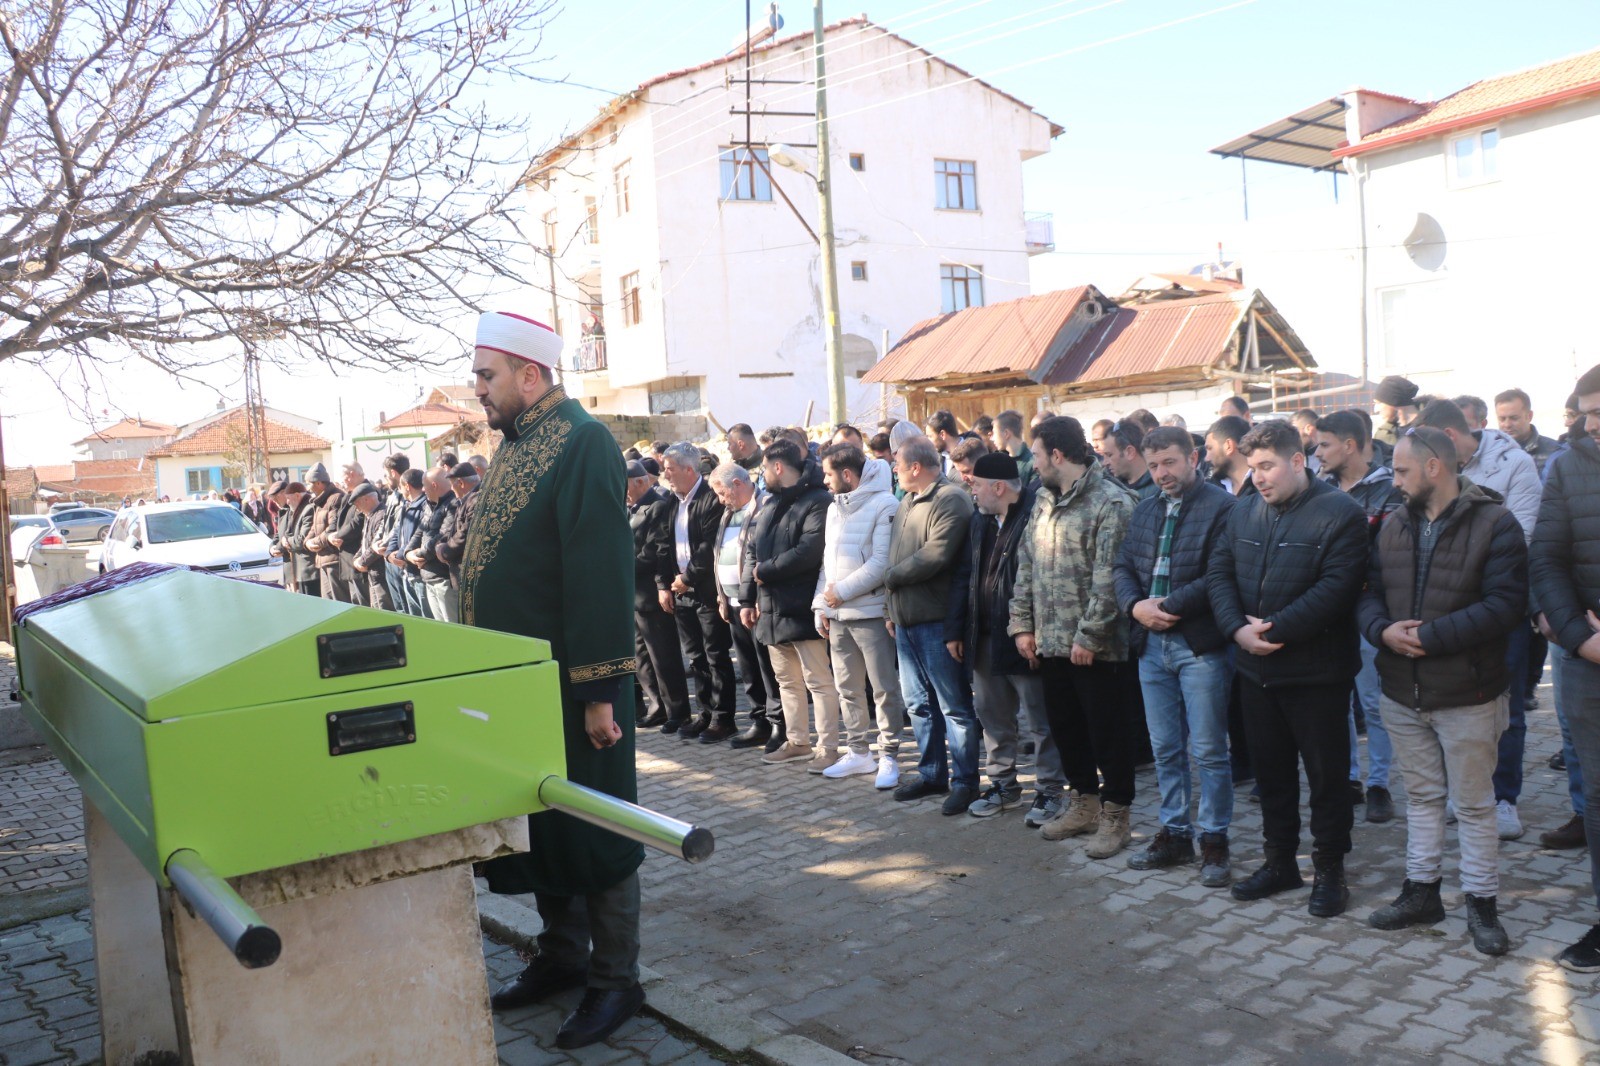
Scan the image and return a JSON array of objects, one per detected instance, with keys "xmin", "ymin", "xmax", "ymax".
[
  {"xmin": 718, "ymin": 147, "xmax": 772, "ymax": 202},
  {"xmin": 935, "ymin": 159, "xmax": 977, "ymax": 210},
  {"xmin": 583, "ymin": 197, "xmax": 599, "ymax": 244},
  {"xmin": 185, "ymin": 468, "xmax": 214, "ymax": 495},
  {"xmin": 1449, "ymin": 128, "xmax": 1498, "ymax": 185},
  {"xmin": 850, "ymin": 261, "xmax": 868, "ymax": 282},
  {"xmin": 613, "ymin": 162, "xmax": 632, "ymax": 215},
  {"xmin": 940, "ymin": 265, "xmax": 984, "ymax": 313},
  {"xmin": 620, "ymin": 272, "xmax": 641, "ymax": 327},
  {"xmin": 111, "ymin": 449, "xmax": 126, "ymax": 459},
  {"xmin": 849, "ymin": 153, "xmax": 865, "ymax": 172}
]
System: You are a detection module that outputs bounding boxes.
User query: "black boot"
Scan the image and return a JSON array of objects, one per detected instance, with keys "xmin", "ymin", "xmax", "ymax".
[
  {"xmin": 680, "ymin": 713, "xmax": 711, "ymax": 739},
  {"xmin": 638, "ymin": 709, "xmax": 668, "ymax": 729},
  {"xmin": 698, "ymin": 716, "xmax": 738, "ymax": 743},
  {"xmin": 729, "ymin": 717, "xmax": 773, "ymax": 749},
  {"xmin": 489, "ymin": 959, "xmax": 587, "ymax": 1011},
  {"xmin": 762, "ymin": 717, "xmax": 788, "ymax": 754},
  {"xmin": 1465, "ymin": 894, "xmax": 1510, "ymax": 956},
  {"xmin": 554, "ymin": 984, "xmax": 646, "ymax": 1049},
  {"xmin": 1230, "ymin": 858, "xmax": 1305, "ymax": 901},
  {"xmin": 1308, "ymin": 855, "xmax": 1349, "ymax": 918},
  {"xmin": 1369, "ymin": 879, "xmax": 1444, "ymax": 930}
]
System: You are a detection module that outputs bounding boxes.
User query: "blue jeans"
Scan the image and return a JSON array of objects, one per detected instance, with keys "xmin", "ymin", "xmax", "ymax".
[
  {"xmin": 1138, "ymin": 632, "xmax": 1235, "ymax": 837},
  {"xmin": 402, "ymin": 571, "xmax": 433, "ymax": 618},
  {"xmin": 1349, "ymin": 638, "xmax": 1391, "ymax": 788},
  {"xmin": 384, "ymin": 563, "xmax": 405, "ymax": 615},
  {"xmin": 1553, "ymin": 645, "xmax": 1585, "ymax": 815},
  {"xmin": 896, "ymin": 621, "xmax": 981, "ymax": 790},
  {"xmin": 1562, "ymin": 654, "xmax": 1600, "ymax": 908},
  {"xmin": 1493, "ymin": 622, "xmax": 1530, "ymax": 804}
]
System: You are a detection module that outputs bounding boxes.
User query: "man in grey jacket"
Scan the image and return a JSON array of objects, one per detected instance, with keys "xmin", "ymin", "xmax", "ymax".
[
  {"xmin": 814, "ymin": 444, "xmax": 906, "ymax": 789},
  {"xmin": 884, "ymin": 436, "xmax": 977, "ymax": 814}
]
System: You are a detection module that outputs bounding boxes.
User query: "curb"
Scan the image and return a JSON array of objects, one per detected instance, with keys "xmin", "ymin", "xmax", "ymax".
[
  {"xmin": 0, "ymin": 883, "xmax": 90, "ymax": 932},
  {"xmin": 477, "ymin": 892, "xmax": 856, "ymax": 1066}
]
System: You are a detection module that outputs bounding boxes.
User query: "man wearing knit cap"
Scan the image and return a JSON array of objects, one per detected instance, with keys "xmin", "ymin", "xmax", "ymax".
[
  {"xmin": 460, "ymin": 311, "xmax": 645, "ymax": 1048},
  {"xmin": 434, "ymin": 461, "xmax": 481, "ymax": 591},
  {"xmin": 1373, "ymin": 375, "xmax": 1421, "ymax": 449}
]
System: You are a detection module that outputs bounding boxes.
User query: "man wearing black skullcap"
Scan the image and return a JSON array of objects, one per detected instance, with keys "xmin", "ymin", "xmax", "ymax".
[{"xmin": 1372, "ymin": 375, "xmax": 1421, "ymax": 448}]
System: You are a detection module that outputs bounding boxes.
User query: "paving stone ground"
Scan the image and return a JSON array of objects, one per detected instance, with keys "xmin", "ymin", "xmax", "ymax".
[{"xmin": 561, "ymin": 669, "xmax": 1600, "ymax": 1066}]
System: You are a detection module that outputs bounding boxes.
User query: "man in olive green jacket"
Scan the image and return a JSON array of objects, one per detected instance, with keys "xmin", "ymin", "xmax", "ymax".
[
  {"xmin": 884, "ymin": 435, "xmax": 979, "ymax": 814},
  {"xmin": 1010, "ymin": 416, "xmax": 1137, "ymax": 858}
]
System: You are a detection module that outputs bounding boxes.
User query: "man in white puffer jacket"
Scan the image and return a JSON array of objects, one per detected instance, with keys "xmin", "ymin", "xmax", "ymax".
[{"xmin": 814, "ymin": 445, "xmax": 908, "ymax": 788}]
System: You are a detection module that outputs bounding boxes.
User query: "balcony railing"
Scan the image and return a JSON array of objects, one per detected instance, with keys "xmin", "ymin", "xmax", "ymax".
[
  {"xmin": 569, "ymin": 336, "xmax": 607, "ymax": 373},
  {"xmin": 1025, "ymin": 212, "xmax": 1055, "ymax": 255}
]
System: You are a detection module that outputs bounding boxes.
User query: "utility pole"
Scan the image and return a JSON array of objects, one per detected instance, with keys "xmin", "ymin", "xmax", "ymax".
[{"xmin": 813, "ymin": 0, "xmax": 845, "ymax": 426}]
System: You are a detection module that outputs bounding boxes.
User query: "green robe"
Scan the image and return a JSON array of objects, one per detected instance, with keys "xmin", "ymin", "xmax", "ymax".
[{"xmin": 460, "ymin": 385, "xmax": 643, "ymax": 897}]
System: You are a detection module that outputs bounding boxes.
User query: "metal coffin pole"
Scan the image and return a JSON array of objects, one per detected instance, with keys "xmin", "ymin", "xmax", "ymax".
[
  {"xmin": 537, "ymin": 775, "xmax": 714, "ymax": 864},
  {"xmin": 164, "ymin": 850, "xmax": 282, "ymax": 969}
]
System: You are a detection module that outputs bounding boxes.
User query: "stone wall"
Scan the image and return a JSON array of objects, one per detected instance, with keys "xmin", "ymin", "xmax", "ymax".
[{"xmin": 591, "ymin": 413, "xmax": 710, "ymax": 449}]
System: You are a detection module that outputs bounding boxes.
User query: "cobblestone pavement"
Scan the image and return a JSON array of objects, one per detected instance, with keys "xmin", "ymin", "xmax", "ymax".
[
  {"xmin": 0, "ymin": 753, "xmax": 82, "ymax": 896},
  {"xmin": 586, "ymin": 672, "xmax": 1600, "ymax": 1065},
  {"xmin": 0, "ymin": 910, "xmax": 724, "ymax": 1066}
]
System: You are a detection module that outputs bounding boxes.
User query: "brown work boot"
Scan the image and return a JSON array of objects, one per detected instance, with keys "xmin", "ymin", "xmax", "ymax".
[
  {"xmin": 1540, "ymin": 814, "xmax": 1588, "ymax": 850},
  {"xmin": 1085, "ymin": 802, "xmax": 1132, "ymax": 859},
  {"xmin": 1039, "ymin": 789, "xmax": 1100, "ymax": 842}
]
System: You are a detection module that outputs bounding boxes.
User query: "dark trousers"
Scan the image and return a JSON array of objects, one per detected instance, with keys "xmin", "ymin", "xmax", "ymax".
[
  {"xmin": 1039, "ymin": 657, "xmax": 1135, "ymax": 807},
  {"xmin": 318, "ymin": 566, "xmax": 352, "ymax": 603},
  {"xmin": 1228, "ymin": 676, "xmax": 1253, "ymax": 782},
  {"xmin": 1240, "ymin": 681, "xmax": 1353, "ymax": 862},
  {"xmin": 1117, "ymin": 660, "xmax": 1154, "ymax": 764},
  {"xmin": 1493, "ymin": 622, "xmax": 1531, "ymax": 804},
  {"xmin": 534, "ymin": 872, "xmax": 641, "ymax": 991},
  {"xmin": 674, "ymin": 594, "xmax": 736, "ymax": 720},
  {"xmin": 1528, "ymin": 621, "xmax": 1548, "ymax": 695},
  {"xmin": 635, "ymin": 600, "xmax": 690, "ymax": 722},
  {"xmin": 363, "ymin": 568, "xmax": 394, "ymax": 610},
  {"xmin": 727, "ymin": 601, "xmax": 776, "ymax": 724}
]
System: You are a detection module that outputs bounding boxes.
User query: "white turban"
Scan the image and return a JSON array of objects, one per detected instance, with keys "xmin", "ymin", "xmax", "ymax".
[{"xmin": 475, "ymin": 312, "xmax": 562, "ymax": 371}]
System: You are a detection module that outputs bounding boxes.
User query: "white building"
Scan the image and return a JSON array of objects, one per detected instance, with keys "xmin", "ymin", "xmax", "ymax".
[
  {"xmin": 148, "ymin": 405, "xmax": 331, "ymax": 499},
  {"xmin": 524, "ymin": 16, "xmax": 1059, "ymax": 434},
  {"xmin": 1216, "ymin": 47, "xmax": 1600, "ymax": 420},
  {"xmin": 72, "ymin": 418, "xmax": 177, "ymax": 462}
]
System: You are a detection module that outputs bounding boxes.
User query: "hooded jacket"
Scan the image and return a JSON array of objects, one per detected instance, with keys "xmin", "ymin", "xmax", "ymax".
[
  {"xmin": 813, "ymin": 458, "xmax": 897, "ymax": 622},
  {"xmin": 1460, "ymin": 427, "xmax": 1541, "ymax": 540},
  {"xmin": 741, "ymin": 459, "xmax": 831, "ymax": 645},
  {"xmin": 1009, "ymin": 462, "xmax": 1136, "ymax": 661},
  {"xmin": 1530, "ymin": 435, "xmax": 1600, "ymax": 655},
  {"xmin": 1357, "ymin": 480, "xmax": 1527, "ymax": 711}
]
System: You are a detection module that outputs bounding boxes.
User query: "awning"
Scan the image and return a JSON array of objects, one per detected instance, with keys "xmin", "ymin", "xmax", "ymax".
[{"xmin": 1210, "ymin": 98, "xmax": 1348, "ymax": 171}]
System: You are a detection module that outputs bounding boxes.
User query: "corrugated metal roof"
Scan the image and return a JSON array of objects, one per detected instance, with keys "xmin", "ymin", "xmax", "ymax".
[
  {"xmin": 1338, "ymin": 46, "xmax": 1600, "ymax": 158},
  {"xmin": 1042, "ymin": 294, "xmax": 1249, "ymax": 386},
  {"xmin": 861, "ymin": 286, "xmax": 1095, "ymax": 386},
  {"xmin": 1211, "ymin": 98, "xmax": 1351, "ymax": 171}
]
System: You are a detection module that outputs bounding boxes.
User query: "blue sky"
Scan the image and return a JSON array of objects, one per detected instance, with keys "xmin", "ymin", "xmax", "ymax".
[{"xmin": 5, "ymin": 0, "xmax": 1598, "ymax": 464}]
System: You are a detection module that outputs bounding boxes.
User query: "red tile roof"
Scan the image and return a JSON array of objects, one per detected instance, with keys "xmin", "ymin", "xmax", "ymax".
[
  {"xmin": 72, "ymin": 417, "xmax": 177, "ymax": 445},
  {"xmin": 148, "ymin": 408, "xmax": 330, "ymax": 457},
  {"xmin": 34, "ymin": 464, "xmax": 76, "ymax": 484},
  {"xmin": 1040, "ymin": 294, "xmax": 1251, "ymax": 387},
  {"xmin": 862, "ymin": 287, "xmax": 1097, "ymax": 386},
  {"xmin": 377, "ymin": 402, "xmax": 478, "ymax": 430},
  {"xmin": 1338, "ymin": 47, "xmax": 1600, "ymax": 158}
]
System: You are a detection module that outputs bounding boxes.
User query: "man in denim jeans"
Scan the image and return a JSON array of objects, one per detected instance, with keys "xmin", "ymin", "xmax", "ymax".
[
  {"xmin": 883, "ymin": 435, "xmax": 977, "ymax": 815},
  {"xmin": 1113, "ymin": 427, "xmax": 1238, "ymax": 886}
]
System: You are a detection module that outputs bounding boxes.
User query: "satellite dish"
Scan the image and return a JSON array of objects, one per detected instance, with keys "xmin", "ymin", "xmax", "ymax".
[
  {"xmin": 1373, "ymin": 211, "xmax": 1446, "ymax": 270},
  {"xmin": 768, "ymin": 2, "xmax": 784, "ymax": 32}
]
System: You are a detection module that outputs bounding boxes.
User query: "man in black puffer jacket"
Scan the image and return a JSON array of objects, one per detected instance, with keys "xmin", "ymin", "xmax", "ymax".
[
  {"xmin": 1358, "ymin": 429, "xmax": 1525, "ymax": 957},
  {"xmin": 1114, "ymin": 427, "xmax": 1237, "ymax": 887},
  {"xmin": 743, "ymin": 438, "xmax": 841, "ymax": 771},
  {"xmin": 1532, "ymin": 363, "xmax": 1600, "ymax": 974},
  {"xmin": 1207, "ymin": 420, "xmax": 1368, "ymax": 918}
]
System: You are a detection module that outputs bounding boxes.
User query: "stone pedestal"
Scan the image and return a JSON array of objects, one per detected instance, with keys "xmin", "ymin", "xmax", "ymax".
[{"xmin": 86, "ymin": 800, "xmax": 528, "ymax": 1065}]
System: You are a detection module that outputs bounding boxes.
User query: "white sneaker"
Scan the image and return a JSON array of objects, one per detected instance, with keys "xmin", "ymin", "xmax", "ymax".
[
  {"xmin": 874, "ymin": 755, "xmax": 901, "ymax": 790},
  {"xmin": 823, "ymin": 751, "xmax": 877, "ymax": 779},
  {"xmin": 1497, "ymin": 800, "xmax": 1525, "ymax": 840}
]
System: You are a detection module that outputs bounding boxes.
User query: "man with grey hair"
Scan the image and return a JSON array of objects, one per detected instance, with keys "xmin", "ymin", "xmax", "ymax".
[
  {"xmin": 469, "ymin": 454, "xmax": 488, "ymax": 477},
  {"xmin": 330, "ymin": 461, "xmax": 375, "ymax": 602},
  {"xmin": 410, "ymin": 468, "xmax": 459, "ymax": 623},
  {"xmin": 661, "ymin": 441, "xmax": 737, "ymax": 738},
  {"xmin": 707, "ymin": 461, "xmax": 780, "ymax": 749}
]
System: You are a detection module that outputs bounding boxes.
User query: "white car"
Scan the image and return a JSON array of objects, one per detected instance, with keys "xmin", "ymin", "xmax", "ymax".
[{"xmin": 100, "ymin": 502, "xmax": 283, "ymax": 585}]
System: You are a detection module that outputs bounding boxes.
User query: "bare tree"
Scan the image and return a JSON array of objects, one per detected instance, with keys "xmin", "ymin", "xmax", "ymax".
[{"xmin": 0, "ymin": 0, "xmax": 556, "ymax": 378}]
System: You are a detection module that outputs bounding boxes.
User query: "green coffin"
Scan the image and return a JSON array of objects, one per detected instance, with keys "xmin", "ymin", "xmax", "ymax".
[{"xmin": 16, "ymin": 569, "xmax": 564, "ymax": 883}]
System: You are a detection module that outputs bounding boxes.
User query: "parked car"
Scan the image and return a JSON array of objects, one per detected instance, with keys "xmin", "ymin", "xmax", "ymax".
[
  {"xmin": 9, "ymin": 518, "xmax": 52, "ymax": 568},
  {"xmin": 47, "ymin": 501, "xmax": 87, "ymax": 514},
  {"xmin": 100, "ymin": 502, "xmax": 283, "ymax": 585},
  {"xmin": 46, "ymin": 506, "xmax": 116, "ymax": 544}
]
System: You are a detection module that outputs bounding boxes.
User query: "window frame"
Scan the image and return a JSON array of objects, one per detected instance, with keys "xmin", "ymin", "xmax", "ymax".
[
  {"xmin": 1447, "ymin": 126, "xmax": 1499, "ymax": 188},
  {"xmin": 940, "ymin": 264, "xmax": 984, "ymax": 314},
  {"xmin": 718, "ymin": 147, "xmax": 774, "ymax": 203},
  {"xmin": 850, "ymin": 261, "xmax": 868, "ymax": 282},
  {"xmin": 613, "ymin": 161, "xmax": 632, "ymax": 216},
  {"xmin": 848, "ymin": 153, "xmax": 865, "ymax": 172},
  {"xmin": 620, "ymin": 271, "xmax": 642, "ymax": 327},
  {"xmin": 934, "ymin": 158, "xmax": 978, "ymax": 211}
]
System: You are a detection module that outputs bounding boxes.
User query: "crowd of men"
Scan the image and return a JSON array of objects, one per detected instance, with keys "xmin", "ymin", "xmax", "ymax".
[
  {"xmin": 260, "ymin": 451, "xmax": 486, "ymax": 623},
  {"xmin": 622, "ymin": 368, "xmax": 1600, "ymax": 967}
]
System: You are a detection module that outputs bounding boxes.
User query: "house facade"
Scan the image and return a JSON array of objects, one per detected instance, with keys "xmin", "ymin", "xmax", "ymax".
[
  {"xmin": 72, "ymin": 418, "xmax": 177, "ymax": 462},
  {"xmin": 148, "ymin": 406, "xmax": 331, "ymax": 499},
  {"xmin": 525, "ymin": 17, "xmax": 1059, "ymax": 434}
]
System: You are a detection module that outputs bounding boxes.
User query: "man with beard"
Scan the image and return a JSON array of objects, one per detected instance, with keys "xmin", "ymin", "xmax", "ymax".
[{"xmin": 462, "ymin": 312, "xmax": 643, "ymax": 1049}]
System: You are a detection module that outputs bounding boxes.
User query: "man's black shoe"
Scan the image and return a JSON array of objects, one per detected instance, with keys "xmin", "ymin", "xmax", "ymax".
[
  {"xmin": 638, "ymin": 710, "xmax": 668, "ymax": 729},
  {"xmin": 893, "ymin": 774, "xmax": 949, "ymax": 803},
  {"xmin": 554, "ymin": 984, "xmax": 646, "ymax": 1050},
  {"xmin": 659, "ymin": 717, "xmax": 687, "ymax": 736},
  {"xmin": 1550, "ymin": 751, "xmax": 1567, "ymax": 771},
  {"xmin": 1308, "ymin": 857, "xmax": 1349, "ymax": 918},
  {"xmin": 489, "ymin": 961, "xmax": 587, "ymax": 1012},
  {"xmin": 729, "ymin": 719, "xmax": 772, "ymax": 749},
  {"xmin": 680, "ymin": 714, "xmax": 711, "ymax": 739},
  {"xmin": 762, "ymin": 720, "xmax": 789, "ymax": 754},
  {"xmin": 1230, "ymin": 860, "xmax": 1304, "ymax": 901},
  {"xmin": 698, "ymin": 718, "xmax": 738, "ymax": 743},
  {"xmin": 1368, "ymin": 878, "xmax": 1444, "ymax": 930},
  {"xmin": 1127, "ymin": 827, "xmax": 1196, "ymax": 870},
  {"xmin": 1365, "ymin": 786, "xmax": 1395, "ymax": 824},
  {"xmin": 1465, "ymin": 894, "xmax": 1510, "ymax": 956},
  {"xmin": 1557, "ymin": 924, "xmax": 1600, "ymax": 973}
]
